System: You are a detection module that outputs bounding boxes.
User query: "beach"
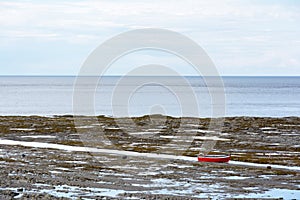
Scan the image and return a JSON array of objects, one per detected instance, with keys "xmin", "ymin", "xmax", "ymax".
[{"xmin": 0, "ymin": 115, "xmax": 299, "ymax": 199}]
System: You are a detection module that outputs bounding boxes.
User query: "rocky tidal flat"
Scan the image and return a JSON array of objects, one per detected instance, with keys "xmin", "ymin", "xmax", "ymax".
[{"xmin": 0, "ymin": 115, "xmax": 299, "ymax": 199}]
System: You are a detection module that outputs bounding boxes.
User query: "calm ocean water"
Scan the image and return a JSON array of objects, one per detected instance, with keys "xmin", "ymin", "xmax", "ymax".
[{"xmin": 0, "ymin": 76, "xmax": 299, "ymax": 117}]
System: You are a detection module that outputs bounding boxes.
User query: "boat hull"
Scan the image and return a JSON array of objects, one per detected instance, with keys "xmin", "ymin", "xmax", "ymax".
[{"xmin": 198, "ymin": 155, "xmax": 230, "ymax": 163}]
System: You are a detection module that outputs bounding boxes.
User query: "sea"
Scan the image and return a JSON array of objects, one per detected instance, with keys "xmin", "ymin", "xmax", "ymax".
[{"xmin": 0, "ymin": 76, "xmax": 299, "ymax": 117}]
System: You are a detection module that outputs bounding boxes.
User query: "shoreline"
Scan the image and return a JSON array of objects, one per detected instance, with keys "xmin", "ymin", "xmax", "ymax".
[
  {"xmin": 0, "ymin": 115, "xmax": 299, "ymax": 199},
  {"xmin": 1, "ymin": 115, "xmax": 299, "ymax": 165}
]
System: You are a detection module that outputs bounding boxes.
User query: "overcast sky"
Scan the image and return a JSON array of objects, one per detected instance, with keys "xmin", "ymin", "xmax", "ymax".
[{"xmin": 0, "ymin": 0, "xmax": 299, "ymax": 76}]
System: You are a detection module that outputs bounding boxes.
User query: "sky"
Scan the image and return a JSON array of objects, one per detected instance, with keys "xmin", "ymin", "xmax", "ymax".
[{"xmin": 0, "ymin": 0, "xmax": 299, "ymax": 76}]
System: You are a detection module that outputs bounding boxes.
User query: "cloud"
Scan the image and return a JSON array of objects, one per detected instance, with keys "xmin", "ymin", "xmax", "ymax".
[
  {"xmin": 0, "ymin": 0, "xmax": 299, "ymax": 75},
  {"xmin": 1, "ymin": 0, "xmax": 299, "ymax": 37}
]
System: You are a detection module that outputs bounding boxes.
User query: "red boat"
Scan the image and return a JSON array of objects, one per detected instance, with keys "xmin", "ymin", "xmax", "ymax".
[{"xmin": 198, "ymin": 154, "xmax": 230, "ymax": 163}]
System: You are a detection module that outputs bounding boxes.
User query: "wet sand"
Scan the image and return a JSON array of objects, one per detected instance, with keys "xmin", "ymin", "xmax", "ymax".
[{"xmin": 0, "ymin": 115, "xmax": 299, "ymax": 199}]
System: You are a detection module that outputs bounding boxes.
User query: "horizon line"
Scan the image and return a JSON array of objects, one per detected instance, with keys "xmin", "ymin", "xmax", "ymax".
[{"xmin": 0, "ymin": 75, "xmax": 299, "ymax": 77}]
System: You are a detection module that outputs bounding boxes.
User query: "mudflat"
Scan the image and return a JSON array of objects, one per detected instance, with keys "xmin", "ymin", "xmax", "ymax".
[{"xmin": 0, "ymin": 115, "xmax": 299, "ymax": 199}]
